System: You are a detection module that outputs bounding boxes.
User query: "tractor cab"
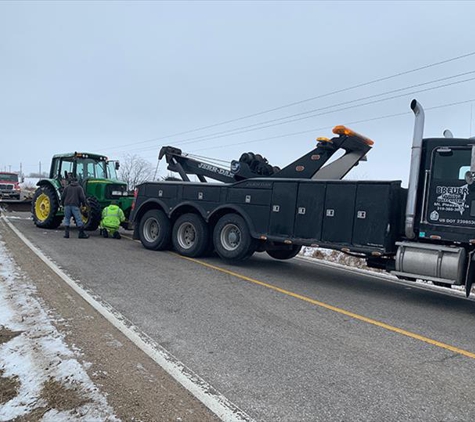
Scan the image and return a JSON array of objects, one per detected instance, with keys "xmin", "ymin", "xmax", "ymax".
[{"xmin": 50, "ymin": 152, "xmax": 117, "ymax": 188}]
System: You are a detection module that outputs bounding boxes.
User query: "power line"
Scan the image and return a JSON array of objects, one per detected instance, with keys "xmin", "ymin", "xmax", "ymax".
[
  {"xmin": 122, "ymin": 97, "xmax": 475, "ymax": 157},
  {"xmin": 189, "ymin": 97, "xmax": 475, "ymax": 154},
  {"xmin": 114, "ymin": 75, "xmax": 475, "ymax": 155},
  {"xmin": 168, "ymin": 70, "xmax": 475, "ymax": 146},
  {"xmin": 106, "ymin": 51, "xmax": 475, "ymax": 151}
]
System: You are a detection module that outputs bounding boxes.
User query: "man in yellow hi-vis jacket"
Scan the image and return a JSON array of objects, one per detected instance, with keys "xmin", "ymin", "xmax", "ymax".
[{"xmin": 100, "ymin": 202, "xmax": 125, "ymax": 239}]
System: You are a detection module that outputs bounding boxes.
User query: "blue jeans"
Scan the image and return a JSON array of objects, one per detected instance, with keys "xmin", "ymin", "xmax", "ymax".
[{"xmin": 64, "ymin": 205, "xmax": 84, "ymax": 228}]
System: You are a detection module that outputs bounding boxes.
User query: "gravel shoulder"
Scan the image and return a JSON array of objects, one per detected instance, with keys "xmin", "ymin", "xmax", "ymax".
[{"xmin": 0, "ymin": 217, "xmax": 219, "ymax": 422}]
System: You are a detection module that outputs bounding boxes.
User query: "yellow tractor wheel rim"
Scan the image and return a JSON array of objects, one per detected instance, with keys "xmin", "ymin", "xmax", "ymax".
[
  {"xmin": 35, "ymin": 193, "xmax": 51, "ymax": 221},
  {"xmin": 81, "ymin": 205, "xmax": 89, "ymax": 224}
]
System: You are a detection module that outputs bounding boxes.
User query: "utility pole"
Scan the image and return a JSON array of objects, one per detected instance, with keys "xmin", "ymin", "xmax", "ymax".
[
  {"xmin": 39, "ymin": 161, "xmax": 41, "ymax": 176},
  {"xmin": 20, "ymin": 162, "xmax": 22, "ymax": 178}
]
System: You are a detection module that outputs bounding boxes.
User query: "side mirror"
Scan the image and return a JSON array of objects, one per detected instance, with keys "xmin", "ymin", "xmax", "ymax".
[{"xmin": 115, "ymin": 161, "xmax": 120, "ymax": 170}]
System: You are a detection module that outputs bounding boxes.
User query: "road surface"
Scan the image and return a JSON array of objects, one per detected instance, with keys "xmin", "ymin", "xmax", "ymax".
[{"xmin": 3, "ymin": 211, "xmax": 475, "ymax": 421}]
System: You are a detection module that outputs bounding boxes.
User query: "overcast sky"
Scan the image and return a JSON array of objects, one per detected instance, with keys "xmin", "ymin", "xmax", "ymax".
[{"xmin": 1, "ymin": 0, "xmax": 475, "ymax": 184}]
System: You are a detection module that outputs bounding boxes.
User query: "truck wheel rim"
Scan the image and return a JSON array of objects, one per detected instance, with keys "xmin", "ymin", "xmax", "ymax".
[
  {"xmin": 35, "ymin": 193, "xmax": 50, "ymax": 221},
  {"xmin": 144, "ymin": 218, "xmax": 160, "ymax": 242},
  {"xmin": 177, "ymin": 223, "xmax": 196, "ymax": 250},
  {"xmin": 220, "ymin": 224, "xmax": 240, "ymax": 251}
]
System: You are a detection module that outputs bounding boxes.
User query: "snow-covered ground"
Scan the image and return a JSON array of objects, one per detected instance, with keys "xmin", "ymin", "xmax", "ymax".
[{"xmin": 0, "ymin": 234, "xmax": 118, "ymax": 421}]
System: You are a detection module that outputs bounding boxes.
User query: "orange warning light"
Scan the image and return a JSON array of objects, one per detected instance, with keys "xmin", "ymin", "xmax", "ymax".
[{"xmin": 332, "ymin": 125, "xmax": 375, "ymax": 146}]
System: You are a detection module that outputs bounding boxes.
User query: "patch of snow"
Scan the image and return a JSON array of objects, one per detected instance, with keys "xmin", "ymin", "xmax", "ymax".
[
  {"xmin": 20, "ymin": 177, "xmax": 39, "ymax": 189},
  {"xmin": 0, "ymin": 235, "xmax": 119, "ymax": 421}
]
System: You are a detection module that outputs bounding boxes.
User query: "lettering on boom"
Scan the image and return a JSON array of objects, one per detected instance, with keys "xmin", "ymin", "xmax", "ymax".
[{"xmin": 197, "ymin": 163, "xmax": 233, "ymax": 178}]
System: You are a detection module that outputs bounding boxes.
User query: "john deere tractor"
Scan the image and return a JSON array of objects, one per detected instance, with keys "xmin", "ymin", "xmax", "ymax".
[{"xmin": 32, "ymin": 152, "xmax": 133, "ymax": 230}]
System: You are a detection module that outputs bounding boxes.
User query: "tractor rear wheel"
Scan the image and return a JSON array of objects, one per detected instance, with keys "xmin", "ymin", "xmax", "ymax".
[
  {"xmin": 32, "ymin": 185, "xmax": 61, "ymax": 229},
  {"xmin": 81, "ymin": 197, "xmax": 102, "ymax": 231}
]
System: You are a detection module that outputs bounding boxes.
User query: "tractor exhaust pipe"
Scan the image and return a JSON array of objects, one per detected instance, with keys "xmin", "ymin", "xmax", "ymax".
[{"xmin": 405, "ymin": 99, "xmax": 425, "ymax": 239}]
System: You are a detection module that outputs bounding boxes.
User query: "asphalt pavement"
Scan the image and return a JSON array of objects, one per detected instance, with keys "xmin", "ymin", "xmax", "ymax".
[{"xmin": 5, "ymin": 212, "xmax": 475, "ymax": 421}]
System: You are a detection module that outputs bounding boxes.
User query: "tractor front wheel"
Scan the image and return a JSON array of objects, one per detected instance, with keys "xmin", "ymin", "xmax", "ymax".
[
  {"xmin": 32, "ymin": 185, "xmax": 61, "ymax": 229},
  {"xmin": 81, "ymin": 197, "xmax": 102, "ymax": 231}
]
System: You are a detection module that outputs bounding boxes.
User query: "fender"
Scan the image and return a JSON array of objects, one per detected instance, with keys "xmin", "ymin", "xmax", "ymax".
[
  {"xmin": 37, "ymin": 179, "xmax": 62, "ymax": 203},
  {"xmin": 133, "ymin": 198, "xmax": 169, "ymax": 222},
  {"xmin": 208, "ymin": 204, "xmax": 258, "ymax": 238},
  {"xmin": 169, "ymin": 201, "xmax": 208, "ymax": 221}
]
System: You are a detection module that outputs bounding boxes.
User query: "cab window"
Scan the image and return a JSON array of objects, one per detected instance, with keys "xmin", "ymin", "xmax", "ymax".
[
  {"xmin": 60, "ymin": 159, "xmax": 75, "ymax": 177},
  {"xmin": 432, "ymin": 148, "xmax": 470, "ymax": 180}
]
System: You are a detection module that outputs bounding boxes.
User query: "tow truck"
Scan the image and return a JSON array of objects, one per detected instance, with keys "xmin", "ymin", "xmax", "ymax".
[{"xmin": 131, "ymin": 100, "xmax": 475, "ymax": 297}]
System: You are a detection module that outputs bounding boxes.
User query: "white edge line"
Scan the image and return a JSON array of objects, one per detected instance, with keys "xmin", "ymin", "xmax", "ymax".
[{"xmin": 1, "ymin": 216, "xmax": 253, "ymax": 422}]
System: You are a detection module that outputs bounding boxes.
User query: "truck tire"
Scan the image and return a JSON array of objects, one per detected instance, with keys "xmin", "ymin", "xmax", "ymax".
[
  {"xmin": 32, "ymin": 185, "xmax": 61, "ymax": 229},
  {"xmin": 172, "ymin": 213, "xmax": 210, "ymax": 257},
  {"xmin": 81, "ymin": 197, "xmax": 102, "ymax": 231},
  {"xmin": 139, "ymin": 209, "xmax": 171, "ymax": 250},
  {"xmin": 213, "ymin": 214, "xmax": 257, "ymax": 261},
  {"xmin": 266, "ymin": 245, "xmax": 302, "ymax": 260}
]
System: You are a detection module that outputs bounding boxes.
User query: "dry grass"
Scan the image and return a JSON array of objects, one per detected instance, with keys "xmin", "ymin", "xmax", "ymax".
[
  {"xmin": 11, "ymin": 378, "xmax": 92, "ymax": 422},
  {"xmin": 0, "ymin": 369, "xmax": 20, "ymax": 406},
  {"xmin": 1, "ymin": 327, "xmax": 91, "ymax": 420},
  {"xmin": 0, "ymin": 326, "xmax": 22, "ymax": 345}
]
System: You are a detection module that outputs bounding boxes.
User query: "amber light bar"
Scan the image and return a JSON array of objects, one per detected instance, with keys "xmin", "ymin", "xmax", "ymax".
[{"xmin": 332, "ymin": 125, "xmax": 375, "ymax": 146}]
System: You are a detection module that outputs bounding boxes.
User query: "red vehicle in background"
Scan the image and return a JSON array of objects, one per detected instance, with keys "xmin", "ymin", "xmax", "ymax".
[{"xmin": 0, "ymin": 172, "xmax": 21, "ymax": 199}]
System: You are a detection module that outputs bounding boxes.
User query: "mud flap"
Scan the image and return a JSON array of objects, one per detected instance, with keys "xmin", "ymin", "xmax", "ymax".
[{"xmin": 465, "ymin": 250, "xmax": 475, "ymax": 298}]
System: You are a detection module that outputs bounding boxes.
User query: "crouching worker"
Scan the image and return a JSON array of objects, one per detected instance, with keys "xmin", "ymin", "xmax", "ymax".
[
  {"xmin": 62, "ymin": 177, "xmax": 89, "ymax": 239},
  {"xmin": 100, "ymin": 201, "xmax": 125, "ymax": 239}
]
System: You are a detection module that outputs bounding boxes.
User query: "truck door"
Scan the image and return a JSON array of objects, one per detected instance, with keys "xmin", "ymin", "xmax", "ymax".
[{"xmin": 424, "ymin": 146, "xmax": 475, "ymax": 229}]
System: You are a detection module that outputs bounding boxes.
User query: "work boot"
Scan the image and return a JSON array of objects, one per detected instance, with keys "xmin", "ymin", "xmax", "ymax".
[
  {"xmin": 78, "ymin": 228, "xmax": 89, "ymax": 239},
  {"xmin": 102, "ymin": 229, "xmax": 109, "ymax": 238},
  {"xmin": 113, "ymin": 231, "xmax": 121, "ymax": 240},
  {"xmin": 64, "ymin": 227, "xmax": 70, "ymax": 239}
]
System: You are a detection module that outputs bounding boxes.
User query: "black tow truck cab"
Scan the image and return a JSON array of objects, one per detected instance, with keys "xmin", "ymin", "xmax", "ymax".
[{"xmin": 131, "ymin": 100, "xmax": 475, "ymax": 297}]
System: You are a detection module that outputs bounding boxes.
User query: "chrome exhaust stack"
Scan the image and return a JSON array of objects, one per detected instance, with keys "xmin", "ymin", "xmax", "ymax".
[{"xmin": 405, "ymin": 99, "xmax": 425, "ymax": 239}]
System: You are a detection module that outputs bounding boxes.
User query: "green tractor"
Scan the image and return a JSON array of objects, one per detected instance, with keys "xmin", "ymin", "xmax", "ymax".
[{"xmin": 32, "ymin": 152, "xmax": 133, "ymax": 230}]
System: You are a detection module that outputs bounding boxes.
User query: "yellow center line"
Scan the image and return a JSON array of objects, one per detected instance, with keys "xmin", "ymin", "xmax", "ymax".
[
  {"xmin": 174, "ymin": 253, "xmax": 475, "ymax": 361},
  {"xmin": 122, "ymin": 234, "xmax": 475, "ymax": 360}
]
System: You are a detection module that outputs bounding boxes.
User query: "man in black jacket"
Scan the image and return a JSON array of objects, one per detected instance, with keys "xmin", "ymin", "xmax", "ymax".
[{"xmin": 61, "ymin": 177, "xmax": 89, "ymax": 239}]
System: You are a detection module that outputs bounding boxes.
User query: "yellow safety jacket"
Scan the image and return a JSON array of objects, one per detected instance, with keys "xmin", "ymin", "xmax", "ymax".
[{"xmin": 101, "ymin": 204, "xmax": 125, "ymax": 229}]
